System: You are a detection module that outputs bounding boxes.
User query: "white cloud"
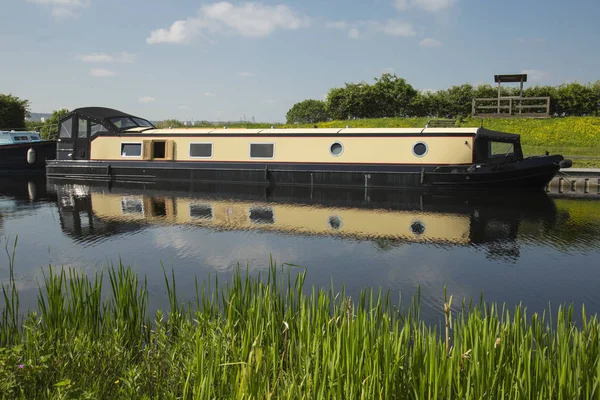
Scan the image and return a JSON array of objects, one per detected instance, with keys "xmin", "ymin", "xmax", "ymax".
[
  {"xmin": 372, "ymin": 20, "xmax": 416, "ymax": 36},
  {"xmin": 77, "ymin": 52, "xmax": 136, "ymax": 63},
  {"xmin": 521, "ymin": 69, "xmax": 552, "ymax": 82},
  {"xmin": 326, "ymin": 20, "xmax": 417, "ymax": 39},
  {"xmin": 138, "ymin": 96, "xmax": 156, "ymax": 103},
  {"xmin": 393, "ymin": 0, "xmax": 455, "ymax": 12},
  {"xmin": 420, "ymin": 38, "xmax": 442, "ymax": 47},
  {"xmin": 348, "ymin": 28, "xmax": 361, "ymax": 39},
  {"xmin": 328, "ymin": 20, "xmax": 415, "ymax": 39},
  {"xmin": 51, "ymin": 7, "xmax": 76, "ymax": 18},
  {"xmin": 203, "ymin": 92, "xmax": 216, "ymax": 97},
  {"xmin": 90, "ymin": 68, "xmax": 116, "ymax": 77},
  {"xmin": 239, "ymin": 71, "xmax": 255, "ymax": 77},
  {"xmin": 147, "ymin": 2, "xmax": 308, "ymax": 44},
  {"xmin": 147, "ymin": 20, "xmax": 198, "ymax": 45},
  {"xmin": 26, "ymin": 0, "xmax": 90, "ymax": 18}
]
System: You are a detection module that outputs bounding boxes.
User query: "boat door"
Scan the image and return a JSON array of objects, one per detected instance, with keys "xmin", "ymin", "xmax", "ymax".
[{"xmin": 73, "ymin": 117, "xmax": 91, "ymax": 160}]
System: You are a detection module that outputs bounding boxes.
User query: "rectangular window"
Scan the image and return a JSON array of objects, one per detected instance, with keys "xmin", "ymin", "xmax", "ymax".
[
  {"xmin": 190, "ymin": 143, "xmax": 213, "ymax": 158},
  {"xmin": 78, "ymin": 118, "xmax": 88, "ymax": 138},
  {"xmin": 250, "ymin": 143, "xmax": 274, "ymax": 159},
  {"xmin": 249, "ymin": 207, "xmax": 274, "ymax": 224},
  {"xmin": 111, "ymin": 117, "xmax": 137, "ymax": 130},
  {"xmin": 132, "ymin": 118, "xmax": 154, "ymax": 128},
  {"xmin": 190, "ymin": 204, "xmax": 213, "ymax": 220},
  {"xmin": 121, "ymin": 197, "xmax": 144, "ymax": 215},
  {"xmin": 91, "ymin": 123, "xmax": 106, "ymax": 136},
  {"xmin": 490, "ymin": 142, "xmax": 514, "ymax": 156},
  {"xmin": 121, "ymin": 143, "xmax": 142, "ymax": 157},
  {"xmin": 59, "ymin": 117, "xmax": 73, "ymax": 138}
]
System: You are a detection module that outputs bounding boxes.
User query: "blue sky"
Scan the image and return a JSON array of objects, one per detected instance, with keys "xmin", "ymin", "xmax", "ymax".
[{"xmin": 1, "ymin": 0, "xmax": 599, "ymax": 122}]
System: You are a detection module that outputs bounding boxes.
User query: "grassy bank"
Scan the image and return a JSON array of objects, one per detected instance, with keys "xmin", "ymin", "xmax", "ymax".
[{"xmin": 1, "ymin": 262, "xmax": 599, "ymax": 399}]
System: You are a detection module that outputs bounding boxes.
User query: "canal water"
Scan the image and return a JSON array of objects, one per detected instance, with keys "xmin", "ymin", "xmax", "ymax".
[{"xmin": 1, "ymin": 174, "xmax": 600, "ymax": 323}]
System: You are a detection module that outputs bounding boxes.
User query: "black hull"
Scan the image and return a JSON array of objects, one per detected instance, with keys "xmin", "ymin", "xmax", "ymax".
[
  {"xmin": 0, "ymin": 141, "xmax": 57, "ymax": 171},
  {"xmin": 46, "ymin": 155, "xmax": 563, "ymax": 190}
]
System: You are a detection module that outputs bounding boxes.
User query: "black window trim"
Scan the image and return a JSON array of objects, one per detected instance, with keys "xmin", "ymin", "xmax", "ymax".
[
  {"xmin": 189, "ymin": 142, "xmax": 213, "ymax": 159},
  {"xmin": 59, "ymin": 116, "xmax": 74, "ymax": 139},
  {"xmin": 248, "ymin": 206, "xmax": 275, "ymax": 224},
  {"xmin": 189, "ymin": 203, "xmax": 214, "ymax": 220},
  {"xmin": 249, "ymin": 142, "xmax": 275, "ymax": 159}
]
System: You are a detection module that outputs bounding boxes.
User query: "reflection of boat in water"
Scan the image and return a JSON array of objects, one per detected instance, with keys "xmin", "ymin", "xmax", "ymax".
[{"xmin": 45, "ymin": 178, "xmax": 561, "ymax": 260}]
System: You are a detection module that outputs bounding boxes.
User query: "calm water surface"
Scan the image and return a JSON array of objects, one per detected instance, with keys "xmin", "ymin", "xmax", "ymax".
[{"xmin": 1, "ymin": 174, "xmax": 600, "ymax": 322}]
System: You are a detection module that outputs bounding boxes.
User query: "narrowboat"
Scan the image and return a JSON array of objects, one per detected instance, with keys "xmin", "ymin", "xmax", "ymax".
[
  {"xmin": 0, "ymin": 130, "xmax": 56, "ymax": 171},
  {"xmin": 45, "ymin": 107, "xmax": 572, "ymax": 189}
]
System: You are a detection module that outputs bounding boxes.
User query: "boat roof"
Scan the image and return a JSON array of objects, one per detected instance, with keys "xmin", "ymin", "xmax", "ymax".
[
  {"xmin": 69, "ymin": 107, "xmax": 139, "ymax": 121},
  {"xmin": 122, "ymin": 126, "xmax": 519, "ymax": 140},
  {"xmin": 59, "ymin": 107, "xmax": 155, "ymax": 131},
  {"xmin": 0, "ymin": 130, "xmax": 40, "ymax": 135}
]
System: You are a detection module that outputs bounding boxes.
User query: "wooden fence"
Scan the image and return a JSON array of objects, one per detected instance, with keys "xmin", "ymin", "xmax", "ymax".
[{"xmin": 472, "ymin": 97, "xmax": 550, "ymax": 118}]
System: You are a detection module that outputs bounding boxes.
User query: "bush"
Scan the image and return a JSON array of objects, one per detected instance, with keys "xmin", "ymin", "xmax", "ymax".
[{"xmin": 286, "ymin": 99, "xmax": 329, "ymax": 124}]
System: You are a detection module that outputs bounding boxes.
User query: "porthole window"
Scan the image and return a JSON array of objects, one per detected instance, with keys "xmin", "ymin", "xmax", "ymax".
[
  {"xmin": 412, "ymin": 142, "xmax": 428, "ymax": 157},
  {"xmin": 330, "ymin": 142, "xmax": 344, "ymax": 157},
  {"xmin": 410, "ymin": 220, "xmax": 426, "ymax": 236},
  {"xmin": 328, "ymin": 215, "xmax": 343, "ymax": 230}
]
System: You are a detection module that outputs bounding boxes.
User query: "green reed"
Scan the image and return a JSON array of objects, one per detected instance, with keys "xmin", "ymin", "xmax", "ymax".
[{"xmin": 0, "ymin": 260, "xmax": 599, "ymax": 399}]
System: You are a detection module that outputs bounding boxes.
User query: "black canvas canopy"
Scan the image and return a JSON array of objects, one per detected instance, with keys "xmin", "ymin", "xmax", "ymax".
[
  {"xmin": 59, "ymin": 107, "xmax": 154, "ymax": 133},
  {"xmin": 474, "ymin": 128, "xmax": 523, "ymax": 162},
  {"xmin": 71, "ymin": 107, "xmax": 138, "ymax": 120},
  {"xmin": 476, "ymin": 128, "xmax": 520, "ymax": 143}
]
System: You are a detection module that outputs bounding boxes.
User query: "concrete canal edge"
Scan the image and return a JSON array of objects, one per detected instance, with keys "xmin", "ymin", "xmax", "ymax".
[{"xmin": 547, "ymin": 168, "xmax": 600, "ymax": 197}]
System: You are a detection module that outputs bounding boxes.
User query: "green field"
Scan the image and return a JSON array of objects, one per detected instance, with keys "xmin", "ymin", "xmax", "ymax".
[{"xmin": 1, "ymin": 261, "xmax": 599, "ymax": 399}]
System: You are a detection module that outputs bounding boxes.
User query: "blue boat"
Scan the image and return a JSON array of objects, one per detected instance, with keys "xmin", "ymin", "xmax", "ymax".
[{"xmin": 0, "ymin": 130, "xmax": 56, "ymax": 171}]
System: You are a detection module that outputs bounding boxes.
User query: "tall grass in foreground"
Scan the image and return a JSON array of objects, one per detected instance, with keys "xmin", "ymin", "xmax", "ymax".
[{"xmin": 1, "ymin": 261, "xmax": 599, "ymax": 399}]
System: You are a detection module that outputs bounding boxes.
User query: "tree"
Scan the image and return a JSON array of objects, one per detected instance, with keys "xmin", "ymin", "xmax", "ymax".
[
  {"xmin": 286, "ymin": 99, "xmax": 330, "ymax": 124},
  {"xmin": 325, "ymin": 87, "xmax": 350, "ymax": 120},
  {"xmin": 0, "ymin": 94, "xmax": 29, "ymax": 129},
  {"xmin": 371, "ymin": 73, "xmax": 417, "ymax": 117},
  {"xmin": 39, "ymin": 109, "xmax": 69, "ymax": 140},
  {"xmin": 592, "ymin": 81, "xmax": 600, "ymax": 116}
]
